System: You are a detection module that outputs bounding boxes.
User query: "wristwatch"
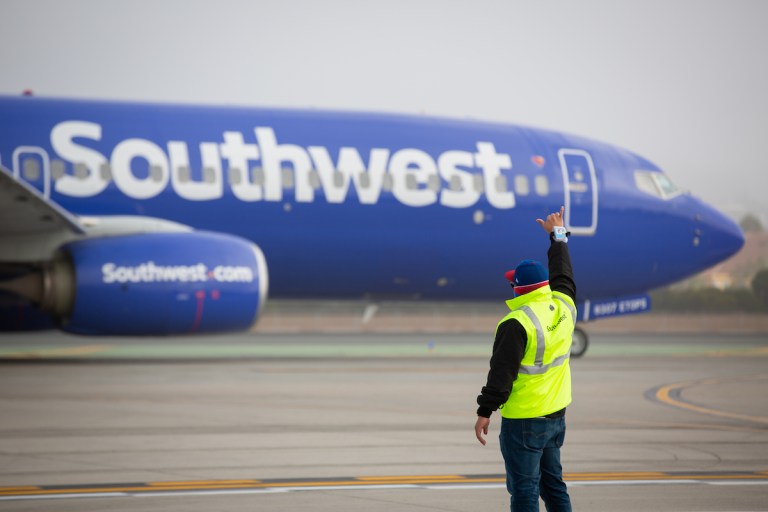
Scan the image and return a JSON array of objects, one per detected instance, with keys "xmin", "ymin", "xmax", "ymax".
[{"xmin": 550, "ymin": 226, "xmax": 570, "ymax": 243}]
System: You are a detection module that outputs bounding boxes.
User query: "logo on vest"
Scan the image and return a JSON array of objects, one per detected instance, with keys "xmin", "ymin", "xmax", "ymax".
[{"xmin": 547, "ymin": 313, "xmax": 567, "ymax": 332}]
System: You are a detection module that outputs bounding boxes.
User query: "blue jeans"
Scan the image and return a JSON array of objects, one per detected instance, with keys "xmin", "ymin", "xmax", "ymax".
[{"xmin": 499, "ymin": 416, "xmax": 571, "ymax": 512}]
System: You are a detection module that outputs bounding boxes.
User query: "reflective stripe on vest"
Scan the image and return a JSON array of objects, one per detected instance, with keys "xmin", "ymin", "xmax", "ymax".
[
  {"xmin": 517, "ymin": 296, "xmax": 574, "ymax": 375},
  {"xmin": 554, "ymin": 294, "xmax": 576, "ymax": 322},
  {"xmin": 519, "ymin": 305, "xmax": 545, "ymax": 366}
]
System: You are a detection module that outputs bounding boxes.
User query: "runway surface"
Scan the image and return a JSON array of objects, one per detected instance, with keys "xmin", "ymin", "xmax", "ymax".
[{"xmin": 0, "ymin": 332, "xmax": 767, "ymax": 511}]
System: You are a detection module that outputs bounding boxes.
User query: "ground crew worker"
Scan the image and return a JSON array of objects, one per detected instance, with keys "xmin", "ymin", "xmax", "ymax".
[{"xmin": 474, "ymin": 206, "xmax": 576, "ymax": 512}]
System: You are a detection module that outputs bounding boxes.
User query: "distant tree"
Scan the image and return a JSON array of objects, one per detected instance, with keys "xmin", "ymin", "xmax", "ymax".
[
  {"xmin": 740, "ymin": 213, "xmax": 764, "ymax": 233},
  {"xmin": 752, "ymin": 269, "xmax": 768, "ymax": 305}
]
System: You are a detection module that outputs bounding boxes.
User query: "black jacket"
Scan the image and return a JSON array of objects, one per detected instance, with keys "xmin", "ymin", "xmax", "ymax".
[{"xmin": 476, "ymin": 240, "xmax": 576, "ymax": 418}]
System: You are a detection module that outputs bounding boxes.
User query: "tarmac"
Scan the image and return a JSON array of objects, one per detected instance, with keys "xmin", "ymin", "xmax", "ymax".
[{"xmin": 0, "ymin": 331, "xmax": 767, "ymax": 511}]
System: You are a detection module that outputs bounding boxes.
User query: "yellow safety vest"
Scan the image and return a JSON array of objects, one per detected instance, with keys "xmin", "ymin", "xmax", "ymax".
[{"xmin": 498, "ymin": 285, "xmax": 576, "ymax": 419}]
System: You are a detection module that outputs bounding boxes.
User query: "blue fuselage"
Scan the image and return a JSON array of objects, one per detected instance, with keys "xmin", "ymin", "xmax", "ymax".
[{"xmin": 0, "ymin": 96, "xmax": 744, "ymax": 302}]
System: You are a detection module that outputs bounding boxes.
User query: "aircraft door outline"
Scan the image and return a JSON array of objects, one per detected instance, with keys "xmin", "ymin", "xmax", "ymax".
[
  {"xmin": 12, "ymin": 146, "xmax": 51, "ymax": 199},
  {"xmin": 558, "ymin": 148, "xmax": 597, "ymax": 235}
]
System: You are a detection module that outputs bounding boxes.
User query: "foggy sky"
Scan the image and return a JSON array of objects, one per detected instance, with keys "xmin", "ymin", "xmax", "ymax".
[{"xmin": 2, "ymin": 0, "xmax": 767, "ymax": 224}]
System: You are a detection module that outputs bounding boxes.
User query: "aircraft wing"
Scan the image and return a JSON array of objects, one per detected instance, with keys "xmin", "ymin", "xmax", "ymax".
[
  {"xmin": 0, "ymin": 164, "xmax": 87, "ymax": 262},
  {"xmin": 0, "ymin": 164, "xmax": 195, "ymax": 262},
  {"xmin": 0, "ymin": 164, "xmax": 84, "ymax": 237}
]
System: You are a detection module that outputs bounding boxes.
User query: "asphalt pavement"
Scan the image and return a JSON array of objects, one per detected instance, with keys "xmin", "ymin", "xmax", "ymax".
[{"xmin": 0, "ymin": 332, "xmax": 766, "ymax": 511}]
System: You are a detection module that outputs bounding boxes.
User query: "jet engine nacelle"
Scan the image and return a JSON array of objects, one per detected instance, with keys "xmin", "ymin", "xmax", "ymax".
[{"xmin": 41, "ymin": 232, "xmax": 269, "ymax": 335}]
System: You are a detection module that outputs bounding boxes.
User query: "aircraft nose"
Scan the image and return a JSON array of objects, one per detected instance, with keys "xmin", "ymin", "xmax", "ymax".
[{"xmin": 692, "ymin": 200, "xmax": 745, "ymax": 266}]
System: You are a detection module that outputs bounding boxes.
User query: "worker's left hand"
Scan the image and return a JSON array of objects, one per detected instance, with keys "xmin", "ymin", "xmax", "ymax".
[
  {"xmin": 474, "ymin": 416, "xmax": 490, "ymax": 446},
  {"xmin": 536, "ymin": 206, "xmax": 565, "ymax": 233}
]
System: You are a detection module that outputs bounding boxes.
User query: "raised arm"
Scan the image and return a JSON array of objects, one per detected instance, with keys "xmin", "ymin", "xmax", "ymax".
[{"xmin": 536, "ymin": 206, "xmax": 576, "ymax": 301}]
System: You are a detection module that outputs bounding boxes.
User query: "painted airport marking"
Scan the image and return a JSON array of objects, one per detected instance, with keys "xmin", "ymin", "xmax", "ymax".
[
  {"xmin": 0, "ymin": 336, "xmax": 766, "ymax": 361},
  {"xmin": 651, "ymin": 375, "xmax": 768, "ymax": 426},
  {"xmin": 0, "ymin": 344, "xmax": 113, "ymax": 358},
  {"xmin": 1, "ymin": 472, "xmax": 767, "ymax": 501}
]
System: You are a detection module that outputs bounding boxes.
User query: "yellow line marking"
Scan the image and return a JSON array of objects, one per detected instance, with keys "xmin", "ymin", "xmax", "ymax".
[
  {"xmin": 148, "ymin": 479, "xmax": 261, "ymax": 487},
  {"xmin": 706, "ymin": 347, "xmax": 768, "ymax": 357},
  {"xmin": 0, "ymin": 478, "xmax": 498, "ymax": 497},
  {"xmin": 357, "ymin": 475, "xmax": 466, "ymax": 481},
  {"xmin": 2, "ymin": 472, "xmax": 768, "ymax": 498},
  {"xmin": 656, "ymin": 377, "xmax": 768, "ymax": 425},
  {"xmin": 260, "ymin": 479, "xmax": 427, "ymax": 488},
  {"xmin": 2, "ymin": 344, "xmax": 112, "ymax": 358}
]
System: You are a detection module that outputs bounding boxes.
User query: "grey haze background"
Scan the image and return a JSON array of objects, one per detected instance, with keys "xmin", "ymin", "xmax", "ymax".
[{"xmin": 2, "ymin": 0, "xmax": 767, "ymax": 224}]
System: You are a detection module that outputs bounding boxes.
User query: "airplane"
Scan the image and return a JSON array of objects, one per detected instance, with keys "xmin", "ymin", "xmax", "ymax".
[{"xmin": 0, "ymin": 95, "xmax": 745, "ymax": 356}]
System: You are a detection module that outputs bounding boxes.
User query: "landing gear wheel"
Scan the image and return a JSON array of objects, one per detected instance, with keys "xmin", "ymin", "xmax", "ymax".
[{"xmin": 571, "ymin": 327, "xmax": 589, "ymax": 358}]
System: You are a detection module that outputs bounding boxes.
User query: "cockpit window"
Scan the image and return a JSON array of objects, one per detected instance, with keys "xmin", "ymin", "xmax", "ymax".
[
  {"xmin": 654, "ymin": 173, "xmax": 681, "ymax": 197},
  {"xmin": 634, "ymin": 170, "xmax": 682, "ymax": 200}
]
